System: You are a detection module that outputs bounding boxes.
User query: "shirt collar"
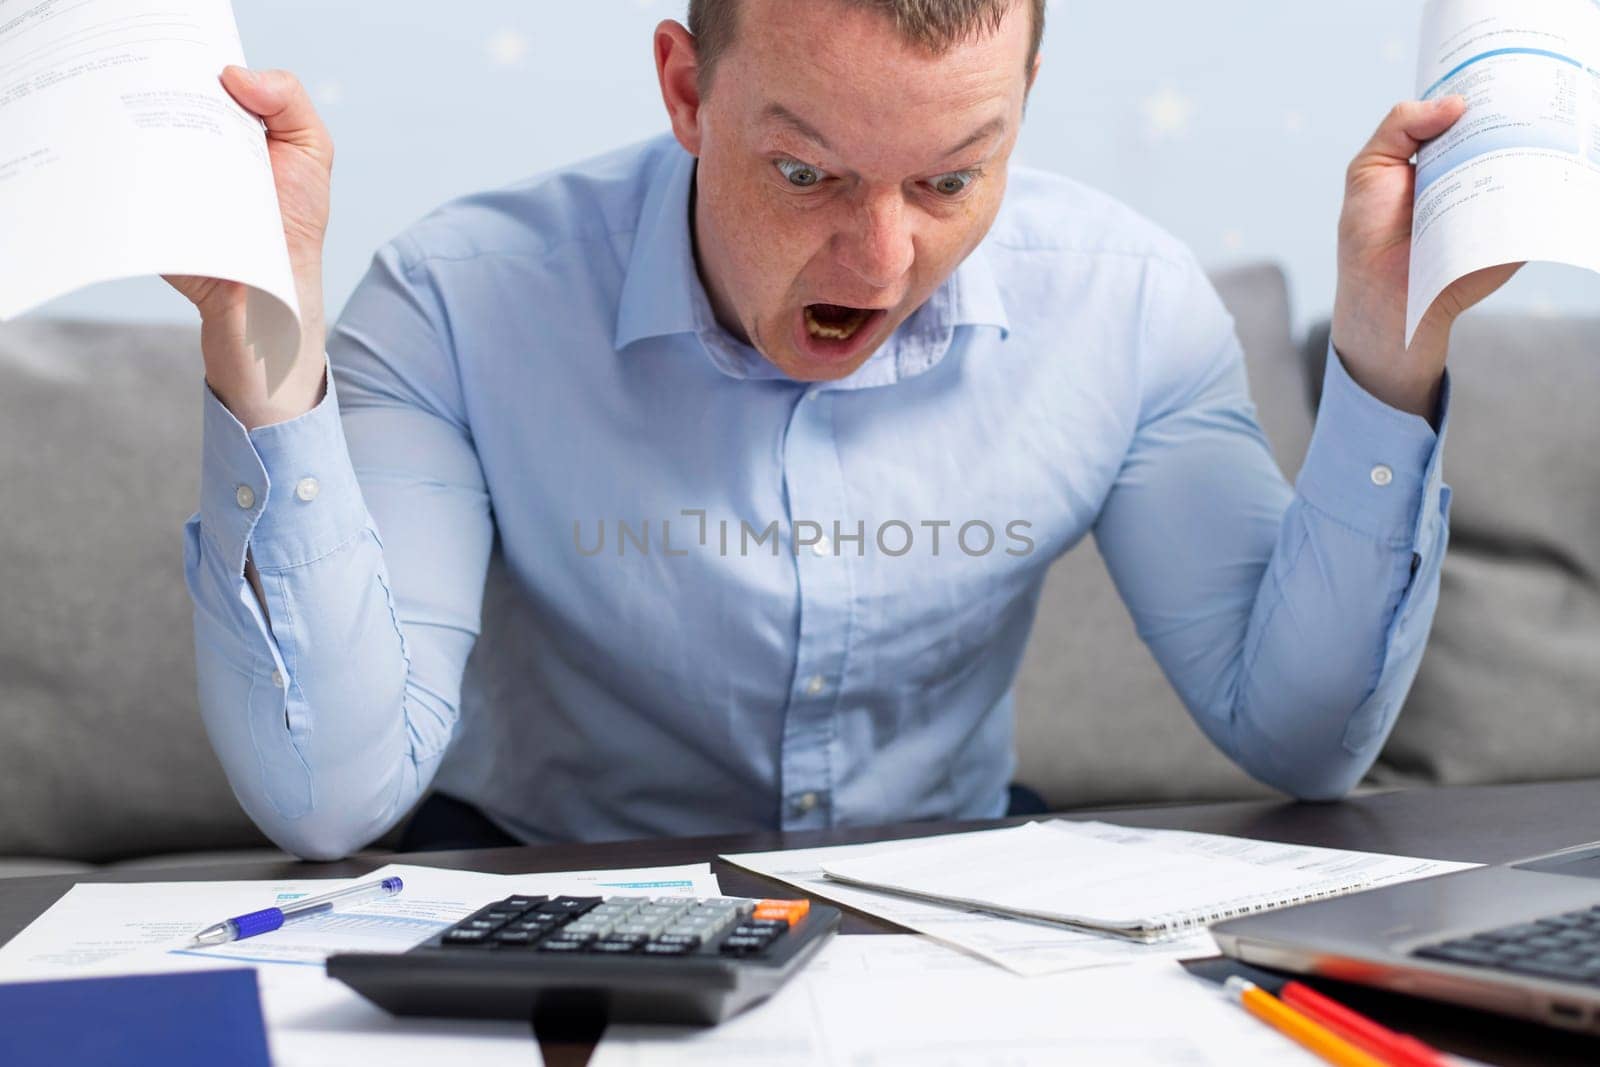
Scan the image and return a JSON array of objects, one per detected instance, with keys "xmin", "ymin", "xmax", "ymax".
[{"xmin": 614, "ymin": 138, "xmax": 1010, "ymax": 387}]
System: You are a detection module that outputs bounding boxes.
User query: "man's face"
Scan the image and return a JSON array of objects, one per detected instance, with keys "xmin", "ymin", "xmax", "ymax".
[{"xmin": 684, "ymin": 0, "xmax": 1035, "ymax": 382}]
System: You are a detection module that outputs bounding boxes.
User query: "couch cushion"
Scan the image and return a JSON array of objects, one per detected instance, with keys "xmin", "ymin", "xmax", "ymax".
[
  {"xmin": 1305, "ymin": 315, "xmax": 1600, "ymax": 786},
  {"xmin": 0, "ymin": 319, "xmax": 271, "ymax": 863},
  {"xmin": 1012, "ymin": 263, "xmax": 1311, "ymax": 807},
  {"xmin": 0, "ymin": 858, "xmax": 96, "ymax": 880}
]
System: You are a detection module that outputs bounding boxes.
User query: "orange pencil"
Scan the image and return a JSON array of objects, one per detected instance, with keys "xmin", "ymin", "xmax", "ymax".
[{"xmin": 1224, "ymin": 977, "xmax": 1392, "ymax": 1067}]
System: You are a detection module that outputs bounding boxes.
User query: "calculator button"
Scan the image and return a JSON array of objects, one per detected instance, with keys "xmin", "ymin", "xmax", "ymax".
[
  {"xmin": 590, "ymin": 936, "xmax": 646, "ymax": 954},
  {"xmin": 537, "ymin": 938, "xmax": 589, "ymax": 953},
  {"xmin": 730, "ymin": 924, "xmax": 781, "ymax": 941},
  {"xmin": 493, "ymin": 929, "xmax": 537, "ymax": 946},
  {"xmin": 443, "ymin": 928, "xmax": 492, "ymax": 946},
  {"xmin": 651, "ymin": 934, "xmax": 701, "ymax": 949},
  {"xmin": 612, "ymin": 922, "xmax": 660, "ymax": 938},
  {"xmin": 688, "ymin": 902, "xmax": 738, "ymax": 917},
  {"xmin": 550, "ymin": 896, "xmax": 603, "ymax": 914},
  {"xmin": 502, "ymin": 896, "xmax": 545, "ymax": 911},
  {"xmin": 642, "ymin": 941, "xmax": 695, "ymax": 956},
  {"xmin": 540, "ymin": 931, "xmax": 595, "ymax": 948},
  {"xmin": 462, "ymin": 919, "xmax": 503, "ymax": 931},
  {"xmin": 753, "ymin": 900, "xmax": 810, "ymax": 924},
  {"xmin": 743, "ymin": 918, "xmax": 789, "ymax": 933},
  {"xmin": 637, "ymin": 903, "xmax": 687, "ymax": 917},
  {"xmin": 718, "ymin": 935, "xmax": 770, "ymax": 956}
]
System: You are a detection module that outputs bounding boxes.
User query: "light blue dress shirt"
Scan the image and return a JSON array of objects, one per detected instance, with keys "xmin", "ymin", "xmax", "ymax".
[{"xmin": 185, "ymin": 134, "xmax": 1450, "ymax": 860}]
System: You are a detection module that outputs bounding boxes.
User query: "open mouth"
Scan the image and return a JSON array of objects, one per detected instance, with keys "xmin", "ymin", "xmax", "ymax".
[{"xmin": 804, "ymin": 303, "xmax": 874, "ymax": 342}]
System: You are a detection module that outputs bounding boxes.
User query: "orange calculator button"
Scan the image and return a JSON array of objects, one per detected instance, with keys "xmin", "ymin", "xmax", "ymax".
[{"xmin": 752, "ymin": 899, "xmax": 810, "ymax": 923}]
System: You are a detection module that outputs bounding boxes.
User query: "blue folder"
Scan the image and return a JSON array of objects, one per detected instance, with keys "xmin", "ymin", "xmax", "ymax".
[{"xmin": 0, "ymin": 967, "xmax": 271, "ymax": 1067}]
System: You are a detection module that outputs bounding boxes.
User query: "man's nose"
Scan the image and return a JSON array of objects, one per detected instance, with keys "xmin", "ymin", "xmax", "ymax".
[{"xmin": 836, "ymin": 192, "xmax": 914, "ymax": 291}]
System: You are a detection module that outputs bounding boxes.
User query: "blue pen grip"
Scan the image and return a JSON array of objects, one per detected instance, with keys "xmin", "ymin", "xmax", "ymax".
[{"xmin": 231, "ymin": 907, "xmax": 285, "ymax": 939}]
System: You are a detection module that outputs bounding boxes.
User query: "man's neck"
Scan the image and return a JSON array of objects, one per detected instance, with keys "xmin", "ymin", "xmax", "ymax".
[{"xmin": 688, "ymin": 162, "xmax": 753, "ymax": 346}]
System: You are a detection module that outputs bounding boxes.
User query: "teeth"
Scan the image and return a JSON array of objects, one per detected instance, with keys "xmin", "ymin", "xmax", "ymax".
[{"xmin": 805, "ymin": 306, "xmax": 870, "ymax": 342}]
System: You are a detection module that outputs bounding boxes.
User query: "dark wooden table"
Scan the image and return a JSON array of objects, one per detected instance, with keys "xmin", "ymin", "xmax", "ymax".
[{"xmin": 7, "ymin": 779, "xmax": 1600, "ymax": 1064}]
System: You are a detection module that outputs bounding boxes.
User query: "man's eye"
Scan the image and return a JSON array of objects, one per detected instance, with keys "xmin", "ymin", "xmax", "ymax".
[
  {"xmin": 929, "ymin": 171, "xmax": 976, "ymax": 197},
  {"xmin": 775, "ymin": 159, "xmax": 826, "ymax": 188}
]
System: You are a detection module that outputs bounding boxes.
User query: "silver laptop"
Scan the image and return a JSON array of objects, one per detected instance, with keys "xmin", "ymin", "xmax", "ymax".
[{"xmin": 1211, "ymin": 840, "xmax": 1600, "ymax": 1032}]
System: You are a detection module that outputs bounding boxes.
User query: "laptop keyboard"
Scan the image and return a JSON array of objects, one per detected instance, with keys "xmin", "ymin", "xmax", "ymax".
[{"xmin": 1414, "ymin": 905, "xmax": 1600, "ymax": 984}]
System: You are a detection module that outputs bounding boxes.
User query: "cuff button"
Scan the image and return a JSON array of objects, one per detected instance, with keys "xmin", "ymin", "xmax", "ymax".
[
  {"xmin": 1370, "ymin": 464, "xmax": 1394, "ymax": 488},
  {"xmin": 295, "ymin": 476, "xmax": 321, "ymax": 503},
  {"xmin": 235, "ymin": 485, "xmax": 256, "ymax": 510}
]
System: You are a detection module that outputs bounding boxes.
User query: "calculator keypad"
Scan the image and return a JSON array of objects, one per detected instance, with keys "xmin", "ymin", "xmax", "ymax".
[{"xmin": 433, "ymin": 895, "xmax": 808, "ymax": 959}]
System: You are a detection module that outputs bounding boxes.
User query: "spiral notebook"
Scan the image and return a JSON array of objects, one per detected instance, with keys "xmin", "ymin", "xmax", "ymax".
[{"xmin": 819, "ymin": 820, "xmax": 1457, "ymax": 943}]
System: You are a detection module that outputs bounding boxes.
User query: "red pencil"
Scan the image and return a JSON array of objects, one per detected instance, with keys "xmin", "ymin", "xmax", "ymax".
[
  {"xmin": 1279, "ymin": 979, "xmax": 1450, "ymax": 1067},
  {"xmin": 1186, "ymin": 958, "xmax": 1452, "ymax": 1067}
]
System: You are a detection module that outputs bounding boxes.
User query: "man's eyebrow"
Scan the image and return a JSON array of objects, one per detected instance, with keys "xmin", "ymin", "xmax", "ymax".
[
  {"xmin": 939, "ymin": 117, "xmax": 1007, "ymax": 161},
  {"xmin": 760, "ymin": 103, "xmax": 833, "ymax": 151},
  {"xmin": 760, "ymin": 104, "xmax": 1007, "ymax": 166}
]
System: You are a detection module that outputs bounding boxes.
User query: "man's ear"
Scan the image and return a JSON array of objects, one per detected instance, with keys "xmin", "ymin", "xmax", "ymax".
[{"xmin": 655, "ymin": 20, "xmax": 704, "ymax": 156}]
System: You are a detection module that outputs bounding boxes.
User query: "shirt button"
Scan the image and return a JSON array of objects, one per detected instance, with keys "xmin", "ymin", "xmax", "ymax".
[
  {"xmin": 235, "ymin": 485, "xmax": 256, "ymax": 510},
  {"xmin": 804, "ymin": 674, "xmax": 826, "ymax": 696},
  {"xmin": 812, "ymin": 535, "xmax": 832, "ymax": 557},
  {"xmin": 1370, "ymin": 465, "xmax": 1394, "ymax": 487},
  {"xmin": 791, "ymin": 792, "xmax": 820, "ymax": 814},
  {"xmin": 270, "ymin": 669, "xmax": 285, "ymax": 689},
  {"xmin": 295, "ymin": 476, "xmax": 320, "ymax": 502}
]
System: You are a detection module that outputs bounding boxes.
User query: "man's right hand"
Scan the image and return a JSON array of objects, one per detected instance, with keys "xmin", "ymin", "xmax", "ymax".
[{"xmin": 166, "ymin": 67, "xmax": 333, "ymax": 430}]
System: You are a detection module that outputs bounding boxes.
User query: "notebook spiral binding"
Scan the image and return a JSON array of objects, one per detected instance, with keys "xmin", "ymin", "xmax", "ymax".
[{"xmin": 1145, "ymin": 876, "xmax": 1378, "ymax": 938}]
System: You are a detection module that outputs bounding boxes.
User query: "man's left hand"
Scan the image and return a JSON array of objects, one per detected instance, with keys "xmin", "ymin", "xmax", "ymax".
[{"xmin": 1331, "ymin": 97, "xmax": 1521, "ymax": 420}]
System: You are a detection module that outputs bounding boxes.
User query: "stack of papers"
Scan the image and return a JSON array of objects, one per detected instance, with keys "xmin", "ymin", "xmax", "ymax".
[
  {"xmin": 725, "ymin": 821, "xmax": 1477, "ymax": 975},
  {"xmin": 819, "ymin": 820, "xmax": 1477, "ymax": 942}
]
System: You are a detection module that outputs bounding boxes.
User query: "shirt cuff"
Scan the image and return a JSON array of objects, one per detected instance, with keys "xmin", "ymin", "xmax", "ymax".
[
  {"xmin": 1295, "ymin": 344, "xmax": 1451, "ymax": 550},
  {"xmin": 198, "ymin": 361, "xmax": 370, "ymax": 575}
]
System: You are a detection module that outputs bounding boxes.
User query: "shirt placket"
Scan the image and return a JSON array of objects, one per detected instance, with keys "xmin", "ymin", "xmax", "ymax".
[{"xmin": 777, "ymin": 386, "xmax": 856, "ymax": 830}]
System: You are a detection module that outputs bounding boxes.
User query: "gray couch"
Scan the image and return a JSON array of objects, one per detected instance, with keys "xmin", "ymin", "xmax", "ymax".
[{"xmin": 2, "ymin": 263, "xmax": 1595, "ymax": 877}]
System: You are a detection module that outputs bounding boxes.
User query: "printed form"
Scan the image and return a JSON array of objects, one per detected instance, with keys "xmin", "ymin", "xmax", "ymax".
[
  {"xmin": 1408, "ymin": 0, "xmax": 1600, "ymax": 343},
  {"xmin": 592, "ymin": 936, "xmax": 1327, "ymax": 1067},
  {"xmin": 0, "ymin": 0, "xmax": 299, "ymax": 384}
]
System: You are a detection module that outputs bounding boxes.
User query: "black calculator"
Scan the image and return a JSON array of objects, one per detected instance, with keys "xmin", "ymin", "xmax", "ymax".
[{"xmin": 327, "ymin": 893, "xmax": 841, "ymax": 1030}]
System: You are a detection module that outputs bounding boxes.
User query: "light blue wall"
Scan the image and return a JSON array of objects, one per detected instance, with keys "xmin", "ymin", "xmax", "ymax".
[{"xmin": 34, "ymin": 0, "xmax": 1599, "ymax": 332}]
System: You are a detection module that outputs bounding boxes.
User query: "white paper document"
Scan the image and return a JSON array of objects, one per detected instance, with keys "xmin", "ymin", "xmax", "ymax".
[
  {"xmin": 725, "ymin": 837, "xmax": 1217, "ymax": 977},
  {"xmin": 821, "ymin": 820, "xmax": 1481, "ymax": 942},
  {"xmin": 0, "ymin": 861, "xmax": 719, "ymax": 977},
  {"xmin": 0, "ymin": 0, "xmax": 300, "ymax": 384},
  {"xmin": 0, "ymin": 861, "xmax": 719, "ymax": 1067},
  {"xmin": 726, "ymin": 822, "xmax": 1475, "ymax": 976},
  {"xmin": 591, "ymin": 935, "xmax": 1326, "ymax": 1067},
  {"xmin": 1407, "ymin": 0, "xmax": 1600, "ymax": 343}
]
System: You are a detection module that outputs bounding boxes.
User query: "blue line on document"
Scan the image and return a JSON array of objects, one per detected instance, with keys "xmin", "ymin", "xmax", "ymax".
[
  {"xmin": 168, "ymin": 948, "xmax": 326, "ymax": 967},
  {"xmin": 1423, "ymin": 47, "xmax": 1584, "ymax": 100}
]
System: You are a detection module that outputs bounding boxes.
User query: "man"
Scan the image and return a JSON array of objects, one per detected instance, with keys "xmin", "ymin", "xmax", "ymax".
[{"xmin": 171, "ymin": 0, "xmax": 1513, "ymax": 860}]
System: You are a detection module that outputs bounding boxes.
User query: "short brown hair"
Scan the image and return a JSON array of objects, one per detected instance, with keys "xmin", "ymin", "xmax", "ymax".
[{"xmin": 687, "ymin": 0, "xmax": 1045, "ymax": 93}]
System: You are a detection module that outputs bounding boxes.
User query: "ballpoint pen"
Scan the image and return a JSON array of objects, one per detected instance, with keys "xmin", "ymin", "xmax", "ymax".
[{"xmin": 189, "ymin": 876, "xmax": 404, "ymax": 946}]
